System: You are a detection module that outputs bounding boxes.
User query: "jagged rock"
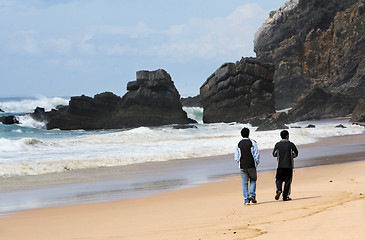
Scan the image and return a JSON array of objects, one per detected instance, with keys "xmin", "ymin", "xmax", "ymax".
[
  {"xmin": 255, "ymin": 0, "xmax": 365, "ymax": 109},
  {"xmin": 351, "ymin": 99, "xmax": 365, "ymax": 122},
  {"xmin": 44, "ymin": 69, "xmax": 195, "ymax": 130},
  {"xmin": 288, "ymin": 88, "xmax": 356, "ymax": 122},
  {"xmin": 200, "ymin": 57, "xmax": 276, "ymax": 124},
  {"xmin": 0, "ymin": 108, "xmax": 3, "ymax": 113},
  {"xmin": 335, "ymin": 124, "xmax": 346, "ymax": 128},
  {"xmin": 118, "ymin": 69, "xmax": 196, "ymax": 128},
  {"xmin": 253, "ymin": 112, "xmax": 289, "ymax": 131},
  {"xmin": 0, "ymin": 115, "xmax": 19, "ymax": 125},
  {"xmin": 180, "ymin": 95, "xmax": 201, "ymax": 107},
  {"xmin": 31, "ymin": 107, "xmax": 47, "ymax": 122}
]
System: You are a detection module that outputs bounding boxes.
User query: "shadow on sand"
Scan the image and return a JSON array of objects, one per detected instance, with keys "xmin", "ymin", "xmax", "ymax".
[{"xmin": 254, "ymin": 195, "xmax": 321, "ymax": 205}]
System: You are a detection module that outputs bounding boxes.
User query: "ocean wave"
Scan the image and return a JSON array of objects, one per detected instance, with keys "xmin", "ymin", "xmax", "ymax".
[
  {"xmin": 0, "ymin": 114, "xmax": 364, "ymax": 177},
  {"xmin": 183, "ymin": 107, "xmax": 203, "ymax": 123},
  {"xmin": 0, "ymin": 137, "xmax": 46, "ymax": 153},
  {"xmin": 0, "ymin": 96, "xmax": 69, "ymax": 114},
  {"xmin": 17, "ymin": 115, "xmax": 47, "ymax": 129}
]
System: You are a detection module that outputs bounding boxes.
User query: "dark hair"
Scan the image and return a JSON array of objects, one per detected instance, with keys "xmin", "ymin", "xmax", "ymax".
[
  {"xmin": 280, "ymin": 130, "xmax": 289, "ymax": 139},
  {"xmin": 241, "ymin": 127, "xmax": 250, "ymax": 138}
]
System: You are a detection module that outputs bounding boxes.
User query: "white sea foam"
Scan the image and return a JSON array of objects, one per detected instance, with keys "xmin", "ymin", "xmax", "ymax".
[
  {"xmin": 0, "ymin": 96, "xmax": 69, "ymax": 113},
  {"xmin": 0, "ymin": 116, "xmax": 363, "ymax": 178},
  {"xmin": 183, "ymin": 107, "xmax": 203, "ymax": 124},
  {"xmin": 16, "ymin": 115, "xmax": 47, "ymax": 129}
]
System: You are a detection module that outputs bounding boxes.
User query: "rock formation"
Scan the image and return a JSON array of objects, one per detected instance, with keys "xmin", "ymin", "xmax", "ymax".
[
  {"xmin": 254, "ymin": 0, "xmax": 365, "ymax": 109},
  {"xmin": 288, "ymin": 87, "xmax": 357, "ymax": 122},
  {"xmin": 119, "ymin": 69, "xmax": 196, "ymax": 128},
  {"xmin": 180, "ymin": 95, "xmax": 201, "ymax": 107},
  {"xmin": 200, "ymin": 57, "xmax": 276, "ymax": 124},
  {"xmin": 34, "ymin": 69, "xmax": 195, "ymax": 130},
  {"xmin": 0, "ymin": 115, "xmax": 19, "ymax": 125},
  {"xmin": 351, "ymin": 99, "xmax": 365, "ymax": 123}
]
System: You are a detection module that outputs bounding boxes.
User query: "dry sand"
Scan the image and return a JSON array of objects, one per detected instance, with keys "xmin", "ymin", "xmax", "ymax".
[{"xmin": 1, "ymin": 159, "xmax": 364, "ymax": 239}]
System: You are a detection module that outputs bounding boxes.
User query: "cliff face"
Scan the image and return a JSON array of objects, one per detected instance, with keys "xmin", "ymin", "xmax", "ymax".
[
  {"xmin": 200, "ymin": 57, "xmax": 276, "ymax": 123},
  {"xmin": 254, "ymin": 0, "xmax": 365, "ymax": 109}
]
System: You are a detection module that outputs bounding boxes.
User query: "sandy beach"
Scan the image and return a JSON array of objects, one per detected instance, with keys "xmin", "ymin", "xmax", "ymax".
[{"xmin": 0, "ymin": 133, "xmax": 365, "ymax": 239}]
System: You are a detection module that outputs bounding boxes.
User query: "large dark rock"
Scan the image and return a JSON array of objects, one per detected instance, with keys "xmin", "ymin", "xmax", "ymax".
[
  {"xmin": 0, "ymin": 115, "xmax": 19, "ymax": 125},
  {"xmin": 200, "ymin": 57, "xmax": 276, "ymax": 124},
  {"xmin": 254, "ymin": 0, "xmax": 365, "ymax": 109},
  {"xmin": 288, "ymin": 88, "xmax": 357, "ymax": 122},
  {"xmin": 180, "ymin": 95, "xmax": 201, "ymax": 107},
  {"xmin": 250, "ymin": 112, "xmax": 289, "ymax": 131},
  {"xmin": 42, "ymin": 69, "xmax": 195, "ymax": 130},
  {"xmin": 351, "ymin": 99, "xmax": 365, "ymax": 123},
  {"xmin": 118, "ymin": 69, "xmax": 195, "ymax": 127}
]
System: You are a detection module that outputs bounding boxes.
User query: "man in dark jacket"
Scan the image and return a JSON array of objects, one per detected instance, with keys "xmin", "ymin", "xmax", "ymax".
[
  {"xmin": 273, "ymin": 130, "xmax": 298, "ymax": 201},
  {"xmin": 235, "ymin": 127, "xmax": 260, "ymax": 205}
]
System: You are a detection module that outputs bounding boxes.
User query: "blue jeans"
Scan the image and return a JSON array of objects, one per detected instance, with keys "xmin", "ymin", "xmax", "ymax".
[{"xmin": 240, "ymin": 168, "xmax": 257, "ymax": 203}]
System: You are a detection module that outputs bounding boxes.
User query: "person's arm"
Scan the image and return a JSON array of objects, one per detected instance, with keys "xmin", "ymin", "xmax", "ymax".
[
  {"xmin": 291, "ymin": 143, "xmax": 298, "ymax": 158},
  {"xmin": 251, "ymin": 139, "xmax": 260, "ymax": 167},
  {"xmin": 234, "ymin": 145, "xmax": 241, "ymax": 166},
  {"xmin": 273, "ymin": 143, "xmax": 278, "ymax": 158}
]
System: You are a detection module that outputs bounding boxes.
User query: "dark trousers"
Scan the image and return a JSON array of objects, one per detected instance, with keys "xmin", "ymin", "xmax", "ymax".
[{"xmin": 275, "ymin": 168, "xmax": 293, "ymax": 200}]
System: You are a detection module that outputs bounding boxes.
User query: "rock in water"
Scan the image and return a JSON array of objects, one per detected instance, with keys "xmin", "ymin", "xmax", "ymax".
[
  {"xmin": 119, "ymin": 69, "xmax": 196, "ymax": 127},
  {"xmin": 200, "ymin": 57, "xmax": 276, "ymax": 124},
  {"xmin": 0, "ymin": 115, "xmax": 19, "ymax": 125},
  {"xmin": 45, "ymin": 69, "xmax": 195, "ymax": 130}
]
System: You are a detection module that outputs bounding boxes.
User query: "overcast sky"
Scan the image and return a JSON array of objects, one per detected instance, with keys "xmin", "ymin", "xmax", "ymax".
[{"xmin": 0, "ymin": 0, "xmax": 288, "ymax": 98}]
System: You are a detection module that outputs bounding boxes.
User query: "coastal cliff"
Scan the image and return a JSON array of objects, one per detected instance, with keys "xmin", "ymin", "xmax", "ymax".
[
  {"xmin": 254, "ymin": 0, "xmax": 365, "ymax": 109},
  {"xmin": 200, "ymin": 57, "xmax": 276, "ymax": 124}
]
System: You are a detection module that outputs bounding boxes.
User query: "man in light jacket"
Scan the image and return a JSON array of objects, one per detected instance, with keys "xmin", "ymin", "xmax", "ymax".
[{"xmin": 234, "ymin": 127, "xmax": 260, "ymax": 205}]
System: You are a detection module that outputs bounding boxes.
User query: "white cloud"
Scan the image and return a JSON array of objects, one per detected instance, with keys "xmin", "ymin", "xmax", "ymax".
[
  {"xmin": 79, "ymin": 34, "xmax": 96, "ymax": 55},
  {"xmin": 65, "ymin": 59, "xmax": 91, "ymax": 72},
  {"xmin": 43, "ymin": 38, "xmax": 73, "ymax": 54},
  {"xmin": 65, "ymin": 3, "xmax": 267, "ymax": 59},
  {"xmin": 155, "ymin": 3, "xmax": 268, "ymax": 59},
  {"xmin": 9, "ymin": 30, "xmax": 40, "ymax": 54},
  {"xmin": 87, "ymin": 21, "xmax": 154, "ymax": 39}
]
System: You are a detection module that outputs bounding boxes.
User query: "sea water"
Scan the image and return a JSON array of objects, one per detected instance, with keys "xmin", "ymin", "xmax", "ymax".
[{"xmin": 0, "ymin": 96, "xmax": 364, "ymax": 178}]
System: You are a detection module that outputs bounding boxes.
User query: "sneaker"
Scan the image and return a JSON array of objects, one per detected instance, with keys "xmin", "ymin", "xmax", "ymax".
[
  {"xmin": 249, "ymin": 196, "xmax": 257, "ymax": 204},
  {"xmin": 244, "ymin": 202, "xmax": 250, "ymax": 205},
  {"xmin": 283, "ymin": 197, "xmax": 292, "ymax": 201},
  {"xmin": 275, "ymin": 190, "xmax": 282, "ymax": 200}
]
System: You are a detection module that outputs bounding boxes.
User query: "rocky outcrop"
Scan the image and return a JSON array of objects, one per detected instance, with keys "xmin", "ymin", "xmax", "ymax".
[
  {"xmin": 0, "ymin": 115, "xmax": 19, "ymax": 125},
  {"xmin": 180, "ymin": 95, "xmax": 201, "ymax": 107},
  {"xmin": 288, "ymin": 88, "xmax": 357, "ymax": 122},
  {"xmin": 119, "ymin": 69, "xmax": 196, "ymax": 127},
  {"xmin": 254, "ymin": 0, "xmax": 365, "ymax": 109},
  {"xmin": 200, "ymin": 57, "xmax": 276, "ymax": 123},
  {"xmin": 250, "ymin": 112, "xmax": 289, "ymax": 131},
  {"xmin": 36, "ymin": 69, "xmax": 195, "ymax": 130},
  {"xmin": 351, "ymin": 99, "xmax": 365, "ymax": 123}
]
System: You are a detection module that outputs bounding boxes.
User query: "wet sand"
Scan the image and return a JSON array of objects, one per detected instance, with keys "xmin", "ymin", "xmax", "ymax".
[{"xmin": 0, "ymin": 149, "xmax": 364, "ymax": 239}]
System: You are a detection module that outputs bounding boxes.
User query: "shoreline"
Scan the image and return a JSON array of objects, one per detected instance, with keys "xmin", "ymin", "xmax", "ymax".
[
  {"xmin": 2, "ymin": 132, "xmax": 365, "ymax": 190},
  {"xmin": 0, "ymin": 159, "xmax": 364, "ymax": 239},
  {"xmin": 1, "ymin": 132, "xmax": 365, "ymax": 213}
]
